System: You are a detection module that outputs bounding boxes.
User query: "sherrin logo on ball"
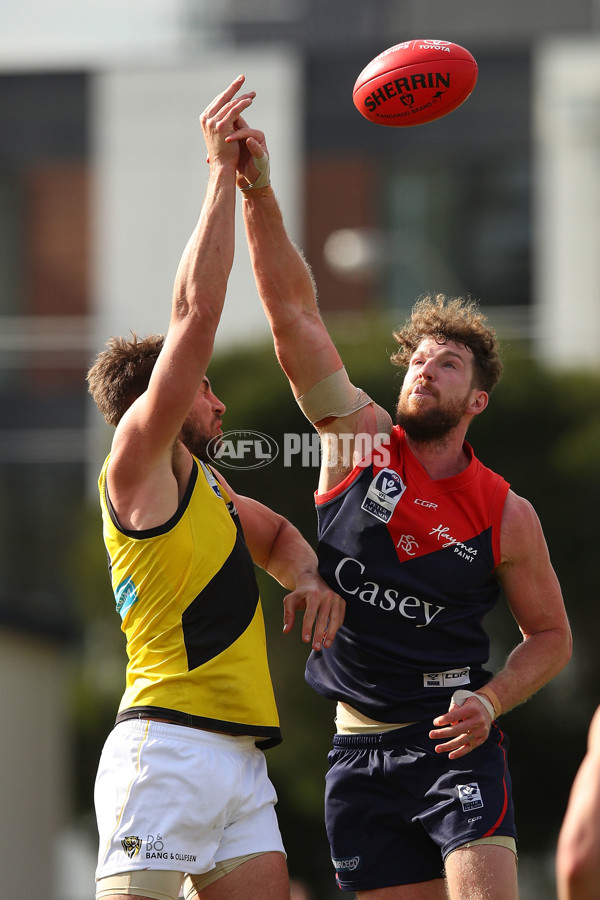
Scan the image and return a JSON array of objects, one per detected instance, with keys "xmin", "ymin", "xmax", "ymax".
[{"xmin": 352, "ymin": 39, "xmax": 478, "ymax": 127}]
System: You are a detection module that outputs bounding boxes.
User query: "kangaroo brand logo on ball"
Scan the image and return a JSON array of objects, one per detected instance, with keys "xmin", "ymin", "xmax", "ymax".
[{"xmin": 207, "ymin": 430, "xmax": 279, "ymax": 469}]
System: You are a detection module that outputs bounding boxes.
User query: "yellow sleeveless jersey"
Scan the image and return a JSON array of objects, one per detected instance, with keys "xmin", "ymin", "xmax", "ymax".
[{"xmin": 99, "ymin": 455, "xmax": 281, "ymax": 748}]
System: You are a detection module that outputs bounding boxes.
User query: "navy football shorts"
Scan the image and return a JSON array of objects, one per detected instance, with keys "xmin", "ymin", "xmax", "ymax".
[{"xmin": 325, "ymin": 719, "xmax": 516, "ymax": 892}]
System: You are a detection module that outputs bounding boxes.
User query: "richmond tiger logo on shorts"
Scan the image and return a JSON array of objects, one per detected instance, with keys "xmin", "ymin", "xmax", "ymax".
[{"xmin": 121, "ymin": 835, "xmax": 142, "ymax": 858}]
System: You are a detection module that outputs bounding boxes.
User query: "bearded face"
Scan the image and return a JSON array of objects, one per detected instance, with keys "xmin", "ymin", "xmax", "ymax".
[
  {"xmin": 395, "ymin": 383, "xmax": 473, "ymax": 442},
  {"xmin": 179, "ymin": 419, "xmax": 217, "ymax": 462},
  {"xmin": 178, "ymin": 377, "xmax": 225, "ymax": 462}
]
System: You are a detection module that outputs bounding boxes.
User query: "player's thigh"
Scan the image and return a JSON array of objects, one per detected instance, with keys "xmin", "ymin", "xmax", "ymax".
[
  {"xmin": 444, "ymin": 843, "xmax": 517, "ymax": 900},
  {"xmin": 357, "ymin": 879, "xmax": 447, "ymax": 900},
  {"xmin": 96, "ymin": 868, "xmax": 184, "ymax": 900},
  {"xmin": 193, "ymin": 851, "xmax": 289, "ymax": 900}
]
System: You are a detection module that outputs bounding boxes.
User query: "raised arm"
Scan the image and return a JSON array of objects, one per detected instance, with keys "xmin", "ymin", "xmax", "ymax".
[
  {"xmin": 236, "ymin": 138, "xmax": 342, "ymax": 398},
  {"xmin": 230, "ymin": 122, "xmax": 392, "ymax": 490},
  {"xmin": 107, "ymin": 78, "xmax": 254, "ymax": 527}
]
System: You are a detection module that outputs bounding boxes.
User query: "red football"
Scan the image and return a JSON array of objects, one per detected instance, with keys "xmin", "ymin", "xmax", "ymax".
[{"xmin": 353, "ymin": 39, "xmax": 478, "ymax": 127}]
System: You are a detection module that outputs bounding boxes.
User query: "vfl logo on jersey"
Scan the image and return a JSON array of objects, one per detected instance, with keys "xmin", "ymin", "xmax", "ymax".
[
  {"xmin": 121, "ymin": 835, "xmax": 142, "ymax": 858},
  {"xmin": 457, "ymin": 783, "xmax": 484, "ymax": 812},
  {"xmin": 361, "ymin": 469, "xmax": 406, "ymax": 522}
]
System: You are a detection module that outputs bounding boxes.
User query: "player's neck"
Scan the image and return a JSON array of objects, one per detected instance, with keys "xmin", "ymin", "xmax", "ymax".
[{"xmin": 404, "ymin": 430, "xmax": 470, "ymax": 480}]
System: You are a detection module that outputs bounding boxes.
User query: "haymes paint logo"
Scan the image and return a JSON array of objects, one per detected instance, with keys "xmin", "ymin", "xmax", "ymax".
[{"xmin": 207, "ymin": 430, "xmax": 279, "ymax": 470}]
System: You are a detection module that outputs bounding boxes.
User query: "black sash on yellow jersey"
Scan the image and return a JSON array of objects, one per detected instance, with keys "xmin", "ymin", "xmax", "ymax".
[{"xmin": 99, "ymin": 455, "xmax": 281, "ymax": 748}]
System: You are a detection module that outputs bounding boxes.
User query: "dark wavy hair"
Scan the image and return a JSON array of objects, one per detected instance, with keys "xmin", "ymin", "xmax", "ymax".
[{"xmin": 390, "ymin": 294, "xmax": 503, "ymax": 393}]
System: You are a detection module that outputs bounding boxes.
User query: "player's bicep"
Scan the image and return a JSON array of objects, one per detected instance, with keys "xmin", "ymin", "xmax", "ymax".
[
  {"xmin": 214, "ymin": 473, "xmax": 284, "ymax": 569},
  {"xmin": 497, "ymin": 491, "xmax": 566, "ymax": 636}
]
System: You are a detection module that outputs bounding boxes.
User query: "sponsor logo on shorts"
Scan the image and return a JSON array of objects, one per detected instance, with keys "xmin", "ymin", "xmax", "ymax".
[
  {"xmin": 332, "ymin": 855, "xmax": 361, "ymax": 872},
  {"xmin": 143, "ymin": 833, "xmax": 198, "ymax": 862},
  {"xmin": 361, "ymin": 468, "xmax": 406, "ymax": 522},
  {"xmin": 121, "ymin": 835, "xmax": 142, "ymax": 858},
  {"xmin": 457, "ymin": 783, "xmax": 484, "ymax": 812},
  {"xmin": 120, "ymin": 833, "xmax": 198, "ymax": 863},
  {"xmin": 423, "ymin": 667, "xmax": 470, "ymax": 688}
]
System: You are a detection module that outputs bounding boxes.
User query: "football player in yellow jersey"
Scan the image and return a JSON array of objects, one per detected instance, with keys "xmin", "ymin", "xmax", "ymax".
[{"xmin": 87, "ymin": 77, "xmax": 344, "ymax": 900}]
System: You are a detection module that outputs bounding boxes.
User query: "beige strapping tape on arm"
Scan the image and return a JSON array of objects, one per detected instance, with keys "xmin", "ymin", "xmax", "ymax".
[
  {"xmin": 296, "ymin": 367, "xmax": 373, "ymax": 424},
  {"xmin": 240, "ymin": 152, "xmax": 271, "ymax": 191}
]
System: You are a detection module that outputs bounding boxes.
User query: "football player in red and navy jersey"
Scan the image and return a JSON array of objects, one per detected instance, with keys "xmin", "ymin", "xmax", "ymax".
[{"xmin": 230, "ymin": 95, "xmax": 572, "ymax": 900}]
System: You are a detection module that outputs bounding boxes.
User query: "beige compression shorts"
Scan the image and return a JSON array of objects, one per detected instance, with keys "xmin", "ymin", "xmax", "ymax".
[{"xmin": 95, "ymin": 852, "xmax": 274, "ymax": 899}]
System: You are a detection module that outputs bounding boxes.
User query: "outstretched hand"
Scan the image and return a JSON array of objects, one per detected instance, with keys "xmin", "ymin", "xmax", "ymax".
[
  {"xmin": 200, "ymin": 75, "xmax": 256, "ymax": 170},
  {"xmin": 282, "ymin": 573, "xmax": 345, "ymax": 652}
]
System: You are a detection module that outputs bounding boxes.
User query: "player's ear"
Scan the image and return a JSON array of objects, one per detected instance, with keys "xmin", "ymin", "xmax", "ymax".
[{"xmin": 469, "ymin": 390, "xmax": 488, "ymax": 416}]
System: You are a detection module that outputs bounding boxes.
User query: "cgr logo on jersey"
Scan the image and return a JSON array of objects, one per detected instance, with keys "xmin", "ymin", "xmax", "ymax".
[
  {"xmin": 457, "ymin": 783, "xmax": 484, "ymax": 812},
  {"xmin": 121, "ymin": 835, "xmax": 142, "ymax": 858},
  {"xmin": 423, "ymin": 667, "xmax": 470, "ymax": 688},
  {"xmin": 361, "ymin": 468, "xmax": 406, "ymax": 522}
]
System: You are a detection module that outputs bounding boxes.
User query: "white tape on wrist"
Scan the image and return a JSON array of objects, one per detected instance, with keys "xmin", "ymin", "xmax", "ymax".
[
  {"xmin": 240, "ymin": 152, "xmax": 270, "ymax": 190},
  {"xmin": 451, "ymin": 689, "xmax": 496, "ymax": 721}
]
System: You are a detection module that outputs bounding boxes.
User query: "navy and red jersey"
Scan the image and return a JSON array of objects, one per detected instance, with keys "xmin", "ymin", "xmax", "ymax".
[{"xmin": 305, "ymin": 425, "xmax": 510, "ymax": 722}]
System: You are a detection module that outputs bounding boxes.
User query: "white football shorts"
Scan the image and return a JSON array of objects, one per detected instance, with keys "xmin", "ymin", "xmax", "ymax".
[{"xmin": 95, "ymin": 719, "xmax": 285, "ymax": 881}]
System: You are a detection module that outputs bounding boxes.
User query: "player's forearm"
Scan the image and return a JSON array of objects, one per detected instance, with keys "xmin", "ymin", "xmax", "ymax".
[
  {"xmin": 241, "ymin": 189, "xmax": 318, "ymax": 329},
  {"xmin": 171, "ymin": 166, "xmax": 237, "ymax": 329},
  {"xmin": 242, "ymin": 190, "xmax": 342, "ymax": 394},
  {"xmin": 485, "ymin": 625, "xmax": 572, "ymax": 716},
  {"xmin": 262, "ymin": 517, "xmax": 319, "ymax": 591}
]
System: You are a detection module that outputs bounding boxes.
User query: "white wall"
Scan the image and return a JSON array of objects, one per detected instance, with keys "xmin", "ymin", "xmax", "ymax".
[
  {"xmin": 90, "ymin": 52, "xmax": 302, "ymax": 354},
  {"xmin": 0, "ymin": 630, "xmax": 70, "ymax": 899},
  {"xmin": 533, "ymin": 37, "xmax": 600, "ymax": 369},
  {"xmin": 0, "ymin": 0, "xmax": 199, "ymax": 67}
]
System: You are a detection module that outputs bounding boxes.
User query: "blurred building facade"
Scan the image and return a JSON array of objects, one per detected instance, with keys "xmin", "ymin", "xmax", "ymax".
[{"xmin": 0, "ymin": 1, "xmax": 599, "ymax": 897}]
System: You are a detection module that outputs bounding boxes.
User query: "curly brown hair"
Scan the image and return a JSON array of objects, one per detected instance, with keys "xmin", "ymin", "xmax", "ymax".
[
  {"xmin": 390, "ymin": 294, "xmax": 503, "ymax": 393},
  {"xmin": 87, "ymin": 333, "xmax": 164, "ymax": 426}
]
